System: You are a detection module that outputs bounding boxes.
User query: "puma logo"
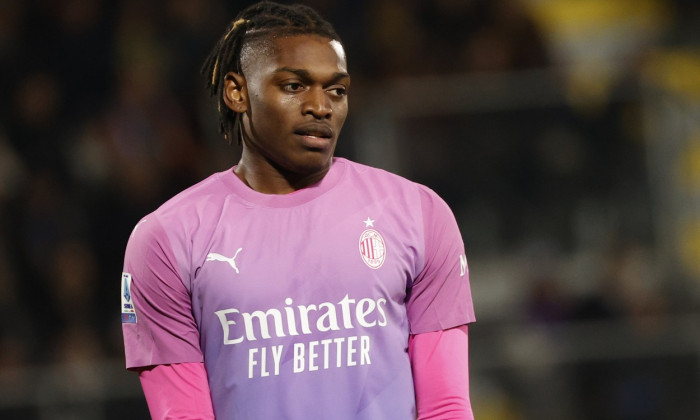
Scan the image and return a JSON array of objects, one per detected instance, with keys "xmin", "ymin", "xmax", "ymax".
[{"xmin": 207, "ymin": 248, "xmax": 243, "ymax": 274}]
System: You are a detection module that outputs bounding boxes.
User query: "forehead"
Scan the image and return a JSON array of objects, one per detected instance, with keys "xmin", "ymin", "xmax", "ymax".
[{"xmin": 241, "ymin": 34, "xmax": 347, "ymax": 77}]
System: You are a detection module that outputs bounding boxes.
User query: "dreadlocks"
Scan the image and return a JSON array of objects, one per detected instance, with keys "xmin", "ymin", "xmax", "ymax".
[{"xmin": 201, "ymin": 1, "xmax": 343, "ymax": 143}]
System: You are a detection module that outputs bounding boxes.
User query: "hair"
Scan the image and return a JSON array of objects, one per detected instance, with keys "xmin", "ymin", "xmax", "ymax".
[{"xmin": 201, "ymin": 1, "xmax": 343, "ymax": 144}]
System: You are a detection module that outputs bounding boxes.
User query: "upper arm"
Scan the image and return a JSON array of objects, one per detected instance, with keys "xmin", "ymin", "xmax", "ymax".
[
  {"xmin": 405, "ymin": 187, "xmax": 476, "ymax": 334},
  {"xmin": 122, "ymin": 216, "xmax": 203, "ymax": 369}
]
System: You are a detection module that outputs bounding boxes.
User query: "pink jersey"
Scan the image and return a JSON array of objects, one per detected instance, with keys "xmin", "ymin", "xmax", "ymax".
[{"xmin": 121, "ymin": 158, "xmax": 475, "ymax": 419}]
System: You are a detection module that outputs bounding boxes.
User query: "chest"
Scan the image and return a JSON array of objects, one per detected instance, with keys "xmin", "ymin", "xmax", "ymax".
[{"xmin": 190, "ymin": 200, "xmax": 423, "ymax": 316}]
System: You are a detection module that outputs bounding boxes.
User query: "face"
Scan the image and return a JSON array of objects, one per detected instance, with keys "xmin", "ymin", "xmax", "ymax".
[{"xmin": 225, "ymin": 34, "xmax": 350, "ymax": 180}]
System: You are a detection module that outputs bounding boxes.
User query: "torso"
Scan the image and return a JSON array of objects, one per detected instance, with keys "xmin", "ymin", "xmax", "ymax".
[{"xmin": 163, "ymin": 158, "xmax": 426, "ymax": 419}]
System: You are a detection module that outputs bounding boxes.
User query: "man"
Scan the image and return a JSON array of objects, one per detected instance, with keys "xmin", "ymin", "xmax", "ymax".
[{"xmin": 121, "ymin": 2, "xmax": 475, "ymax": 419}]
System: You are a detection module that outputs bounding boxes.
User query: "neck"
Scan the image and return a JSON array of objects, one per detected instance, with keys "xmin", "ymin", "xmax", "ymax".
[{"xmin": 234, "ymin": 155, "xmax": 331, "ymax": 194}]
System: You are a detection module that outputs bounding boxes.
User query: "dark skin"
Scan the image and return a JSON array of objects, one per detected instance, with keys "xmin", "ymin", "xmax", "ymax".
[{"xmin": 223, "ymin": 34, "xmax": 351, "ymax": 194}]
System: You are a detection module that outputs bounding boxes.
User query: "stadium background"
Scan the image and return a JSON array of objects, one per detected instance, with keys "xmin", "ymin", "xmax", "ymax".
[{"xmin": 1, "ymin": 0, "xmax": 700, "ymax": 418}]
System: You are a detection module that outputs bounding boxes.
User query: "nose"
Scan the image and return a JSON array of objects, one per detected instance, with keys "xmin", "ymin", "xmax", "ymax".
[{"xmin": 302, "ymin": 87, "xmax": 332, "ymax": 119}]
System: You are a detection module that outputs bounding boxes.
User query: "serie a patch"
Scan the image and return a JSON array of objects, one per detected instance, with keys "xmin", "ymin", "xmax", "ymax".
[{"xmin": 121, "ymin": 272, "xmax": 137, "ymax": 323}]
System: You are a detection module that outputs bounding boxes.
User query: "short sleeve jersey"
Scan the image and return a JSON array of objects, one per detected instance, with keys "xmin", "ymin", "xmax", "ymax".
[{"xmin": 121, "ymin": 158, "xmax": 475, "ymax": 420}]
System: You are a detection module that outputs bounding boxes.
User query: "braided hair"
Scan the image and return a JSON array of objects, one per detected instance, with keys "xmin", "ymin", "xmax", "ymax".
[{"xmin": 201, "ymin": 1, "xmax": 343, "ymax": 143}]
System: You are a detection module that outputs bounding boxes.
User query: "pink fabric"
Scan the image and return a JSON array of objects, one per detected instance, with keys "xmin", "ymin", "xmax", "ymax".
[
  {"xmin": 123, "ymin": 158, "xmax": 476, "ymax": 418},
  {"xmin": 139, "ymin": 362, "xmax": 215, "ymax": 420},
  {"xmin": 122, "ymin": 216, "xmax": 204, "ymax": 368},
  {"xmin": 409, "ymin": 324, "xmax": 473, "ymax": 420},
  {"xmin": 407, "ymin": 187, "xmax": 475, "ymax": 334},
  {"xmin": 139, "ymin": 326, "xmax": 472, "ymax": 420}
]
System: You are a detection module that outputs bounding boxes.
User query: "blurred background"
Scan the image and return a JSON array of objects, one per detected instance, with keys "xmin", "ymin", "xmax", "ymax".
[{"xmin": 1, "ymin": 0, "xmax": 700, "ymax": 418}]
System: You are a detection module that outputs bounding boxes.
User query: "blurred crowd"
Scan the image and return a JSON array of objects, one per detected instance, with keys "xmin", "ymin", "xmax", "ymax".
[
  {"xmin": 0, "ymin": 0, "xmax": 558, "ymax": 369},
  {"xmin": 2, "ymin": 0, "xmax": 700, "ymax": 418}
]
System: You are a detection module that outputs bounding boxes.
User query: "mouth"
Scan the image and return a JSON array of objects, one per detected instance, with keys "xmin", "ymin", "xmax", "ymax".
[{"xmin": 294, "ymin": 123, "xmax": 334, "ymax": 140}]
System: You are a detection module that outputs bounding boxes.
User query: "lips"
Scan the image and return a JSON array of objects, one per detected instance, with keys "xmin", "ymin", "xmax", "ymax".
[{"xmin": 294, "ymin": 123, "xmax": 334, "ymax": 139}]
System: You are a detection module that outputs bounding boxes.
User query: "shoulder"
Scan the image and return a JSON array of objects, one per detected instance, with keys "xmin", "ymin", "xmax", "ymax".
[
  {"xmin": 129, "ymin": 169, "xmax": 234, "ymax": 243},
  {"xmin": 156, "ymin": 170, "xmax": 232, "ymax": 217},
  {"xmin": 135, "ymin": 168, "xmax": 242, "ymax": 238},
  {"xmin": 337, "ymin": 158, "xmax": 443, "ymax": 203},
  {"xmin": 338, "ymin": 158, "xmax": 409, "ymax": 181},
  {"xmin": 337, "ymin": 158, "xmax": 426, "ymax": 191}
]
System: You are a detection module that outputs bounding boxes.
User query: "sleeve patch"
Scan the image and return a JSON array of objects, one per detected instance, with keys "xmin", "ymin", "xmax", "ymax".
[{"xmin": 121, "ymin": 272, "xmax": 137, "ymax": 323}]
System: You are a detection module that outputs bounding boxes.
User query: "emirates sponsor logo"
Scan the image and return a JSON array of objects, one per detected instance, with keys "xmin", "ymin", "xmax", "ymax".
[
  {"xmin": 214, "ymin": 294, "xmax": 388, "ymax": 378},
  {"xmin": 215, "ymin": 294, "xmax": 388, "ymax": 345}
]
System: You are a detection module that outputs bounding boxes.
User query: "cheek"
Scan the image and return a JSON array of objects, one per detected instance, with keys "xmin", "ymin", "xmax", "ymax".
[
  {"xmin": 335, "ymin": 102, "xmax": 349, "ymax": 124},
  {"xmin": 277, "ymin": 96, "xmax": 301, "ymax": 113},
  {"xmin": 250, "ymin": 98, "xmax": 286, "ymax": 128},
  {"xmin": 253, "ymin": 91, "xmax": 298, "ymax": 119}
]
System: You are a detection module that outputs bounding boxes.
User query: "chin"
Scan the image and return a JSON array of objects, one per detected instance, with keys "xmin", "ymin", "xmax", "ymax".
[{"xmin": 288, "ymin": 152, "xmax": 334, "ymax": 175}]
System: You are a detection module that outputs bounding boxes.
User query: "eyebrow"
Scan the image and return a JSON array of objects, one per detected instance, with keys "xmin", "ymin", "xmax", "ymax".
[{"xmin": 274, "ymin": 67, "xmax": 350, "ymax": 84}]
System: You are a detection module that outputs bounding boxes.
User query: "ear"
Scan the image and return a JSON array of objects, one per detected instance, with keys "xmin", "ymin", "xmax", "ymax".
[{"xmin": 223, "ymin": 72, "xmax": 248, "ymax": 113}]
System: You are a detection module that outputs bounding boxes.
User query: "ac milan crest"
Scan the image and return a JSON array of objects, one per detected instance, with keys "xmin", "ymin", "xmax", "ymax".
[{"xmin": 359, "ymin": 228, "xmax": 386, "ymax": 269}]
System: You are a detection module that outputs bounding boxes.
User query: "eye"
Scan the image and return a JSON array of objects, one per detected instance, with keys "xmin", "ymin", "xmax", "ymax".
[
  {"xmin": 282, "ymin": 82, "xmax": 305, "ymax": 92},
  {"xmin": 328, "ymin": 86, "xmax": 347, "ymax": 97}
]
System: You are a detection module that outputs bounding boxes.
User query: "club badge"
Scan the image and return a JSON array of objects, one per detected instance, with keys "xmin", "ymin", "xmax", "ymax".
[{"xmin": 359, "ymin": 217, "xmax": 386, "ymax": 269}]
